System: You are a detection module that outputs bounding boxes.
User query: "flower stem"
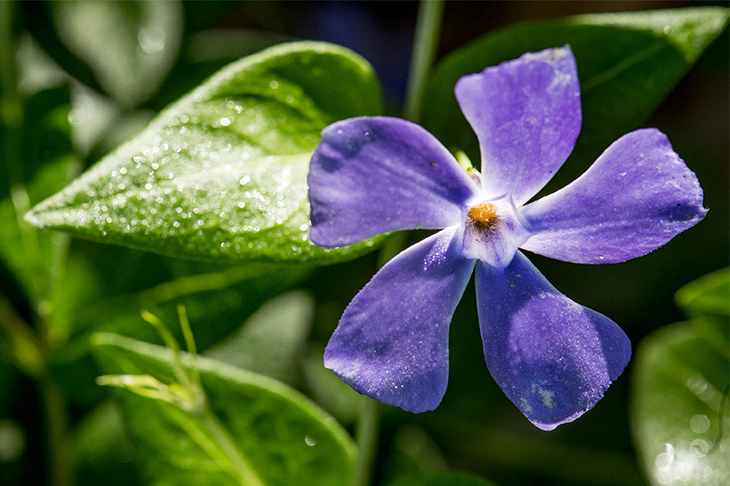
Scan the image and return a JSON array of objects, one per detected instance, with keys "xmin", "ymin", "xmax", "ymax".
[{"xmin": 403, "ymin": 0, "xmax": 445, "ymax": 124}]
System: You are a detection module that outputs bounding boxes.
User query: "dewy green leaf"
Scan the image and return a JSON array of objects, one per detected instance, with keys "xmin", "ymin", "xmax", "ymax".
[
  {"xmin": 25, "ymin": 41, "xmax": 385, "ymax": 264},
  {"xmin": 424, "ymin": 7, "xmax": 729, "ymax": 194},
  {"xmin": 93, "ymin": 332, "xmax": 357, "ymax": 486},
  {"xmin": 631, "ymin": 269, "xmax": 730, "ymax": 486}
]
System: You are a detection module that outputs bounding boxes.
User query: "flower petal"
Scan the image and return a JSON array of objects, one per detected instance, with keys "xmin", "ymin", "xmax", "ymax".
[
  {"xmin": 455, "ymin": 47, "xmax": 581, "ymax": 206},
  {"xmin": 476, "ymin": 252, "xmax": 631, "ymax": 430},
  {"xmin": 324, "ymin": 227, "xmax": 475, "ymax": 412},
  {"xmin": 308, "ymin": 117, "xmax": 480, "ymax": 248},
  {"xmin": 520, "ymin": 129, "xmax": 706, "ymax": 264}
]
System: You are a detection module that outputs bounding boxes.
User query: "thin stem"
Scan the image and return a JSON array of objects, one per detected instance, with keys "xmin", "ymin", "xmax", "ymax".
[
  {"xmin": 353, "ymin": 398, "xmax": 381, "ymax": 486},
  {"xmin": 201, "ymin": 406, "xmax": 267, "ymax": 486},
  {"xmin": 403, "ymin": 0, "xmax": 446, "ymax": 124}
]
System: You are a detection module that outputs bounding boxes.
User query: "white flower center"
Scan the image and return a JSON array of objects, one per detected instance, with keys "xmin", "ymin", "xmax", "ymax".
[{"xmin": 461, "ymin": 198, "xmax": 530, "ymax": 268}]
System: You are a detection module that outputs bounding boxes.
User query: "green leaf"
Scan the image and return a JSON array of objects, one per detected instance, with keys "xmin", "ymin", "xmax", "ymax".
[
  {"xmin": 424, "ymin": 7, "xmax": 729, "ymax": 195},
  {"xmin": 676, "ymin": 267, "xmax": 730, "ymax": 318},
  {"xmin": 631, "ymin": 322, "xmax": 729, "ymax": 486},
  {"xmin": 92, "ymin": 332, "xmax": 356, "ymax": 486},
  {"xmin": 302, "ymin": 344, "xmax": 363, "ymax": 426},
  {"xmin": 385, "ymin": 471, "xmax": 499, "ymax": 486},
  {"xmin": 26, "ymin": 41, "xmax": 385, "ymax": 264},
  {"xmin": 676, "ymin": 267, "xmax": 730, "ymax": 360},
  {"xmin": 47, "ymin": 0, "xmax": 182, "ymax": 107},
  {"xmin": 383, "ymin": 426, "xmax": 447, "ymax": 481},
  {"xmin": 205, "ymin": 290, "xmax": 314, "ymax": 385}
]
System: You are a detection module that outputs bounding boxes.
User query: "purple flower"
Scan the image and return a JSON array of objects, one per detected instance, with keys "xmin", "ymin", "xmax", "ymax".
[{"xmin": 307, "ymin": 47, "xmax": 705, "ymax": 430}]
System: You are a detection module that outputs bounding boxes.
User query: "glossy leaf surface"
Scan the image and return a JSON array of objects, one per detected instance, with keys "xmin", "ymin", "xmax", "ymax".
[{"xmin": 27, "ymin": 42, "xmax": 384, "ymax": 264}]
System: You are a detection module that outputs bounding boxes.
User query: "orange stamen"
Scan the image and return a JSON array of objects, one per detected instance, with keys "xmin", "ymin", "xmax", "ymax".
[{"xmin": 468, "ymin": 203, "xmax": 497, "ymax": 230}]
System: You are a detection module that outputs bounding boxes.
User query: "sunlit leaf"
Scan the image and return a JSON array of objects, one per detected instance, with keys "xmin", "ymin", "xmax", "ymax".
[
  {"xmin": 424, "ymin": 7, "xmax": 729, "ymax": 195},
  {"xmin": 26, "ymin": 42, "xmax": 385, "ymax": 264},
  {"xmin": 93, "ymin": 333, "xmax": 356, "ymax": 486}
]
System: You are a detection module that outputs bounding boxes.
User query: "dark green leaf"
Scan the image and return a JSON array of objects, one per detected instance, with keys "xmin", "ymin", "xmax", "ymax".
[
  {"xmin": 0, "ymin": 87, "xmax": 75, "ymax": 202},
  {"xmin": 676, "ymin": 267, "xmax": 730, "ymax": 319},
  {"xmin": 93, "ymin": 332, "xmax": 356, "ymax": 486},
  {"xmin": 385, "ymin": 471, "xmax": 498, "ymax": 486},
  {"xmin": 21, "ymin": 1, "xmax": 105, "ymax": 95},
  {"xmin": 424, "ymin": 7, "xmax": 729, "ymax": 195},
  {"xmin": 26, "ymin": 42, "xmax": 385, "ymax": 264},
  {"xmin": 383, "ymin": 426, "xmax": 447, "ymax": 481}
]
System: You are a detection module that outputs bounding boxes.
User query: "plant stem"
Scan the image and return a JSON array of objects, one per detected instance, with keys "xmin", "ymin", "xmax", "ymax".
[{"xmin": 403, "ymin": 0, "xmax": 446, "ymax": 124}]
